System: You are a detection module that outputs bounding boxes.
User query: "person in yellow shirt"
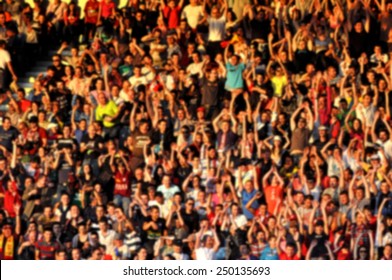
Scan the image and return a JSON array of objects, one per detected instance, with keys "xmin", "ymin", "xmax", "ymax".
[{"xmin": 95, "ymin": 92, "xmax": 120, "ymax": 139}]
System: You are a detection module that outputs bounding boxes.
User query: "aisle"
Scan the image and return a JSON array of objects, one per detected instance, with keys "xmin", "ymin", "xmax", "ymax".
[{"xmin": 18, "ymin": 49, "xmax": 72, "ymax": 93}]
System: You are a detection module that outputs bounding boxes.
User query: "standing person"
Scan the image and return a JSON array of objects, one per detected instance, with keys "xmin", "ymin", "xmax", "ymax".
[
  {"xmin": 289, "ymin": 104, "xmax": 314, "ymax": 162},
  {"xmin": 46, "ymin": 0, "xmax": 68, "ymax": 44},
  {"xmin": 84, "ymin": 0, "xmax": 100, "ymax": 43},
  {"xmin": 181, "ymin": 0, "xmax": 204, "ymax": 31},
  {"xmin": 97, "ymin": 217, "xmax": 116, "ymax": 255},
  {"xmin": 63, "ymin": 1, "xmax": 80, "ymax": 45},
  {"xmin": 142, "ymin": 206, "xmax": 167, "ymax": 258},
  {"xmin": 194, "ymin": 225, "xmax": 220, "ymax": 260},
  {"xmin": 0, "ymin": 40, "xmax": 17, "ymax": 90},
  {"xmin": 161, "ymin": 0, "xmax": 184, "ymax": 30},
  {"xmin": 202, "ymin": 0, "xmax": 228, "ymax": 58},
  {"xmin": 200, "ymin": 67, "xmax": 225, "ymax": 119},
  {"xmin": 95, "ymin": 92, "xmax": 120, "ymax": 140},
  {"xmin": 111, "ymin": 156, "xmax": 132, "ymax": 216},
  {"xmin": 97, "ymin": 0, "xmax": 116, "ymax": 26},
  {"xmin": 224, "ymin": 44, "xmax": 246, "ymax": 94},
  {"xmin": 130, "ymin": 119, "xmax": 151, "ymax": 170},
  {"xmin": 262, "ymin": 166, "xmax": 284, "ymax": 215}
]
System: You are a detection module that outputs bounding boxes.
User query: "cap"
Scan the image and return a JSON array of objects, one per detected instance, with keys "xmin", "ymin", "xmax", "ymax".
[
  {"xmin": 370, "ymin": 154, "xmax": 380, "ymax": 160},
  {"xmin": 47, "ymin": 123, "xmax": 58, "ymax": 130},
  {"xmin": 2, "ymin": 218, "xmax": 13, "ymax": 227},
  {"xmin": 318, "ymin": 126, "xmax": 328, "ymax": 130},
  {"xmin": 273, "ymin": 135, "xmax": 282, "ymax": 142},
  {"xmin": 173, "ymin": 239, "xmax": 183, "ymax": 247},
  {"xmin": 197, "ymin": 107, "xmax": 205, "ymax": 113}
]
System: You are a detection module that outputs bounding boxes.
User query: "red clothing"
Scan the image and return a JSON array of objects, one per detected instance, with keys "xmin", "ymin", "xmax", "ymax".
[
  {"xmin": 330, "ymin": 120, "xmax": 340, "ymax": 139},
  {"xmin": 316, "ymin": 86, "xmax": 332, "ymax": 126},
  {"xmin": 264, "ymin": 185, "xmax": 283, "ymax": 214},
  {"xmin": 279, "ymin": 252, "xmax": 300, "ymax": 260},
  {"xmin": 84, "ymin": 0, "xmax": 99, "ymax": 24},
  {"xmin": 114, "ymin": 171, "xmax": 131, "ymax": 197},
  {"xmin": 336, "ymin": 249, "xmax": 352, "ymax": 260},
  {"xmin": 18, "ymin": 99, "xmax": 32, "ymax": 113},
  {"xmin": 35, "ymin": 240, "xmax": 60, "ymax": 260},
  {"xmin": 163, "ymin": 6, "xmax": 181, "ymax": 29},
  {"xmin": 100, "ymin": 1, "xmax": 115, "ymax": 19},
  {"xmin": 4, "ymin": 189, "xmax": 21, "ymax": 218}
]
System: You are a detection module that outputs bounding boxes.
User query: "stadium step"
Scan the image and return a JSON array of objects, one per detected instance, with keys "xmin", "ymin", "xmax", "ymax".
[{"xmin": 17, "ymin": 46, "xmax": 70, "ymax": 92}]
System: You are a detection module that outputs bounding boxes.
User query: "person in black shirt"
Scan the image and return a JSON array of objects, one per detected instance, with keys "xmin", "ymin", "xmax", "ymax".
[
  {"xmin": 131, "ymin": 11, "xmax": 148, "ymax": 43},
  {"xmin": 349, "ymin": 20, "xmax": 371, "ymax": 59},
  {"xmin": 142, "ymin": 206, "xmax": 167, "ymax": 258},
  {"xmin": 51, "ymin": 54, "xmax": 66, "ymax": 81},
  {"xmin": 17, "ymin": 230, "xmax": 37, "ymax": 260},
  {"xmin": 0, "ymin": 117, "xmax": 18, "ymax": 153},
  {"xmin": 180, "ymin": 198, "xmax": 200, "ymax": 234},
  {"xmin": 150, "ymin": 119, "xmax": 174, "ymax": 154},
  {"xmin": 200, "ymin": 68, "xmax": 225, "ymax": 119},
  {"xmin": 49, "ymin": 80, "xmax": 72, "ymax": 122},
  {"xmin": 293, "ymin": 40, "xmax": 316, "ymax": 74},
  {"xmin": 80, "ymin": 125, "xmax": 104, "ymax": 176}
]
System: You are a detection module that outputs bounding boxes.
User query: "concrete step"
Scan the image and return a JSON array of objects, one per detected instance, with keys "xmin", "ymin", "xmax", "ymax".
[
  {"xmin": 49, "ymin": 50, "xmax": 71, "ymax": 57},
  {"xmin": 18, "ymin": 82, "xmax": 31, "ymax": 88},
  {"xmin": 24, "ymin": 73, "xmax": 43, "ymax": 80},
  {"xmin": 17, "ymin": 47, "xmax": 58, "ymax": 92}
]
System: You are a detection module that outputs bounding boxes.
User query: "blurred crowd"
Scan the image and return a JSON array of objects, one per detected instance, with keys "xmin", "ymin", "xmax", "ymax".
[{"xmin": 0, "ymin": 0, "xmax": 392, "ymax": 260}]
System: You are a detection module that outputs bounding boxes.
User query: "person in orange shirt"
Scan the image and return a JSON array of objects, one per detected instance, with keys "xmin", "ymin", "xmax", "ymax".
[{"xmin": 262, "ymin": 166, "xmax": 284, "ymax": 215}]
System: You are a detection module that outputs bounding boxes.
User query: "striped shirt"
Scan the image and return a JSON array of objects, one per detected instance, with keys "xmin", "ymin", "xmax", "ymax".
[{"xmin": 35, "ymin": 240, "xmax": 60, "ymax": 260}]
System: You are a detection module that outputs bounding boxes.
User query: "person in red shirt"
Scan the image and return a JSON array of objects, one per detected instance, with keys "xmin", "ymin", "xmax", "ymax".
[
  {"xmin": 111, "ymin": 155, "xmax": 131, "ymax": 216},
  {"xmin": 84, "ymin": 0, "xmax": 99, "ymax": 43},
  {"xmin": 262, "ymin": 166, "xmax": 284, "ymax": 214},
  {"xmin": 25, "ymin": 116, "xmax": 48, "ymax": 154},
  {"xmin": 34, "ymin": 227, "xmax": 60, "ymax": 260},
  {"xmin": 97, "ymin": 0, "xmax": 116, "ymax": 25},
  {"xmin": 161, "ymin": 0, "xmax": 184, "ymax": 30},
  {"xmin": 278, "ymin": 242, "xmax": 301, "ymax": 260},
  {"xmin": 2, "ymin": 179, "xmax": 21, "ymax": 218}
]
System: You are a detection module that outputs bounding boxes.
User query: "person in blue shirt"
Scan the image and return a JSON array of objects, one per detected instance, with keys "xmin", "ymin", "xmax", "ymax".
[
  {"xmin": 260, "ymin": 235, "xmax": 279, "ymax": 260},
  {"xmin": 240, "ymin": 180, "xmax": 260, "ymax": 220},
  {"xmin": 224, "ymin": 44, "xmax": 246, "ymax": 92},
  {"xmin": 374, "ymin": 181, "xmax": 392, "ymax": 217}
]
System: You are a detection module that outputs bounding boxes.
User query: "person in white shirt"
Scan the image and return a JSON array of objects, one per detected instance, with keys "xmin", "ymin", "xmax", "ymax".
[
  {"xmin": 186, "ymin": 52, "xmax": 204, "ymax": 78},
  {"xmin": 128, "ymin": 65, "xmax": 148, "ymax": 89},
  {"xmin": 148, "ymin": 192, "xmax": 170, "ymax": 219},
  {"xmin": 195, "ymin": 225, "xmax": 221, "ymax": 260},
  {"xmin": 0, "ymin": 40, "xmax": 17, "ymax": 89},
  {"xmin": 203, "ymin": 1, "xmax": 227, "ymax": 45},
  {"xmin": 355, "ymin": 93, "xmax": 376, "ymax": 127},
  {"xmin": 371, "ymin": 111, "xmax": 392, "ymax": 163},
  {"xmin": 97, "ymin": 218, "xmax": 116, "ymax": 254},
  {"xmin": 181, "ymin": 0, "xmax": 204, "ymax": 30},
  {"xmin": 157, "ymin": 174, "xmax": 181, "ymax": 202}
]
